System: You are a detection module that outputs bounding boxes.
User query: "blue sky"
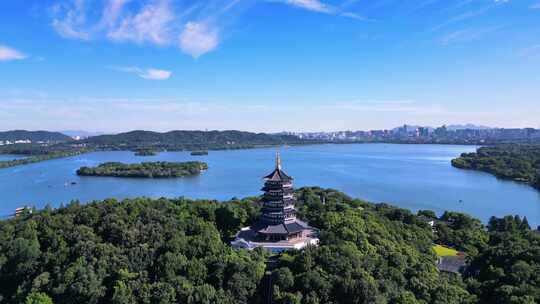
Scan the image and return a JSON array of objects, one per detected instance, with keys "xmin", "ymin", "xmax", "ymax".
[{"xmin": 0, "ymin": 0, "xmax": 539, "ymax": 132}]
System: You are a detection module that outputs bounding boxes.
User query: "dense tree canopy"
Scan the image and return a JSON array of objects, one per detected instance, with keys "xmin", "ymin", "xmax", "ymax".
[
  {"xmin": 0, "ymin": 188, "xmax": 538, "ymax": 303},
  {"xmin": 76, "ymin": 161, "xmax": 208, "ymax": 178},
  {"xmin": 464, "ymin": 215, "xmax": 540, "ymax": 304},
  {"xmin": 0, "ymin": 197, "xmax": 266, "ymax": 304},
  {"xmin": 452, "ymin": 144, "xmax": 540, "ymax": 190},
  {"xmin": 433, "ymin": 211, "xmax": 488, "ymax": 256}
]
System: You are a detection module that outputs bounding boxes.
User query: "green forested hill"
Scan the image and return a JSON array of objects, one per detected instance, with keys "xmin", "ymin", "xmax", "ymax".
[
  {"xmin": 452, "ymin": 144, "xmax": 540, "ymax": 190},
  {"xmin": 83, "ymin": 130, "xmax": 306, "ymax": 151},
  {"xmin": 0, "ymin": 130, "xmax": 72, "ymax": 143},
  {"xmin": 0, "ymin": 188, "xmax": 538, "ymax": 303}
]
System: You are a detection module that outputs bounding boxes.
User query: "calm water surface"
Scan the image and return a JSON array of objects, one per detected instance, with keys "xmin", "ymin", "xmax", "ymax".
[
  {"xmin": 0, "ymin": 154, "xmax": 25, "ymax": 161},
  {"xmin": 1, "ymin": 144, "xmax": 539, "ymax": 226}
]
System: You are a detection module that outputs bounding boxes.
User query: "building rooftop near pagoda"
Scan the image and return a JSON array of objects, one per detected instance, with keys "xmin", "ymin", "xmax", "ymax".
[{"xmin": 254, "ymin": 219, "xmax": 311, "ymax": 235}]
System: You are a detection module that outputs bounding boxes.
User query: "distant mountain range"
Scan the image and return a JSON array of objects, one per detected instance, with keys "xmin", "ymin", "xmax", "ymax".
[
  {"xmin": 0, "ymin": 130, "xmax": 72, "ymax": 142},
  {"xmin": 82, "ymin": 130, "xmax": 306, "ymax": 150},
  {"xmin": 445, "ymin": 124, "xmax": 493, "ymax": 131}
]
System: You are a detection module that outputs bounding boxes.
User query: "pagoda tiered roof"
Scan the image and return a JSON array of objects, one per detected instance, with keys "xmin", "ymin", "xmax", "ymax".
[{"xmin": 263, "ymin": 168, "xmax": 292, "ymax": 182}]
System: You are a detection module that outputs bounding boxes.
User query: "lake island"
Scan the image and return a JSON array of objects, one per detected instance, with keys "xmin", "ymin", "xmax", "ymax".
[{"xmin": 76, "ymin": 161, "xmax": 208, "ymax": 178}]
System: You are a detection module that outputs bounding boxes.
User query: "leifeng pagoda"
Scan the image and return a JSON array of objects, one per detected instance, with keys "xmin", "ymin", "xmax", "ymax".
[{"xmin": 231, "ymin": 153, "xmax": 319, "ymax": 252}]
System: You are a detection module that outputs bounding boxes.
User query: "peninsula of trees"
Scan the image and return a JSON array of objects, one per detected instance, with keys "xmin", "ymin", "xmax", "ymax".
[
  {"xmin": 1, "ymin": 187, "xmax": 538, "ymax": 303},
  {"xmin": 452, "ymin": 144, "xmax": 540, "ymax": 190},
  {"xmin": 0, "ymin": 150, "xmax": 86, "ymax": 169},
  {"xmin": 76, "ymin": 161, "xmax": 208, "ymax": 178}
]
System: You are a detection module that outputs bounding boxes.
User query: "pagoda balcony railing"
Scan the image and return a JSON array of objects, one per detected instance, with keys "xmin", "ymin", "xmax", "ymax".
[
  {"xmin": 262, "ymin": 205, "xmax": 296, "ymax": 213},
  {"xmin": 264, "ymin": 193, "xmax": 293, "ymax": 200},
  {"xmin": 267, "ymin": 189, "xmax": 293, "ymax": 194},
  {"xmin": 265, "ymin": 190, "xmax": 293, "ymax": 196},
  {"xmin": 262, "ymin": 214, "xmax": 285, "ymax": 221},
  {"xmin": 265, "ymin": 180, "xmax": 292, "ymax": 186},
  {"xmin": 263, "ymin": 201, "xmax": 287, "ymax": 208},
  {"xmin": 262, "ymin": 214, "xmax": 296, "ymax": 225}
]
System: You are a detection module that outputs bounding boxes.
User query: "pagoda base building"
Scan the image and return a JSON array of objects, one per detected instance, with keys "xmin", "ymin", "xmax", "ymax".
[{"xmin": 231, "ymin": 153, "xmax": 319, "ymax": 252}]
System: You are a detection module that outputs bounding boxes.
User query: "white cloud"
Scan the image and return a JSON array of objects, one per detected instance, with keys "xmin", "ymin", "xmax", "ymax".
[
  {"xmin": 0, "ymin": 45, "xmax": 26, "ymax": 61},
  {"xmin": 111, "ymin": 66, "xmax": 172, "ymax": 80},
  {"xmin": 285, "ymin": 0, "xmax": 333, "ymax": 13},
  {"xmin": 179, "ymin": 22, "xmax": 219, "ymax": 58},
  {"xmin": 107, "ymin": 0, "xmax": 174, "ymax": 45}
]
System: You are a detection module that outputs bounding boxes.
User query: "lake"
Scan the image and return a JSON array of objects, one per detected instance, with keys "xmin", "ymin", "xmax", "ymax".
[
  {"xmin": 1, "ymin": 144, "xmax": 539, "ymax": 226},
  {"xmin": 0, "ymin": 154, "xmax": 26, "ymax": 161}
]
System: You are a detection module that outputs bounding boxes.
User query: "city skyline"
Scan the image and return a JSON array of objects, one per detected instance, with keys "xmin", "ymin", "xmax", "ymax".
[{"xmin": 1, "ymin": 0, "xmax": 540, "ymax": 132}]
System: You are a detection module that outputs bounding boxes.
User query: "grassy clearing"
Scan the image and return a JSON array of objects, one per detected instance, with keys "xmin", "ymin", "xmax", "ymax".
[{"xmin": 433, "ymin": 244, "xmax": 459, "ymax": 257}]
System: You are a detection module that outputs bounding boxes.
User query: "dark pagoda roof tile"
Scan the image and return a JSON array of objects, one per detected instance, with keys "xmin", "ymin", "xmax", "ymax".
[
  {"xmin": 255, "ymin": 219, "xmax": 313, "ymax": 235},
  {"xmin": 264, "ymin": 168, "xmax": 293, "ymax": 182}
]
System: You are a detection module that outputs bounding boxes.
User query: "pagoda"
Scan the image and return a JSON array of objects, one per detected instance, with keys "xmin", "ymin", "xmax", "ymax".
[{"xmin": 231, "ymin": 153, "xmax": 319, "ymax": 252}]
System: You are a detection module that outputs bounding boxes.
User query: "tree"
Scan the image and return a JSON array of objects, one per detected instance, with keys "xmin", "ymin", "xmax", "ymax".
[
  {"xmin": 111, "ymin": 281, "xmax": 134, "ymax": 304},
  {"xmin": 25, "ymin": 292, "xmax": 53, "ymax": 304}
]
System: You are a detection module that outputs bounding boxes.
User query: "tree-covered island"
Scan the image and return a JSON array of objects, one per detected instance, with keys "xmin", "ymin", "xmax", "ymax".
[
  {"xmin": 0, "ymin": 187, "xmax": 538, "ymax": 303},
  {"xmin": 76, "ymin": 161, "xmax": 208, "ymax": 178},
  {"xmin": 452, "ymin": 144, "xmax": 540, "ymax": 190},
  {"xmin": 134, "ymin": 149, "xmax": 157, "ymax": 156}
]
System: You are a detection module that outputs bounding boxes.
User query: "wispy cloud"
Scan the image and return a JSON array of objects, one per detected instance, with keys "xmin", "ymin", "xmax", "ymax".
[
  {"xmin": 270, "ymin": 0, "xmax": 369, "ymax": 20},
  {"xmin": 2, "ymin": 95, "xmax": 537, "ymax": 132},
  {"xmin": 107, "ymin": 0, "xmax": 175, "ymax": 45},
  {"xmin": 97, "ymin": 0, "xmax": 131, "ymax": 29},
  {"xmin": 439, "ymin": 27, "xmax": 499, "ymax": 45},
  {"xmin": 518, "ymin": 44, "xmax": 540, "ymax": 58},
  {"xmin": 51, "ymin": 0, "xmax": 91, "ymax": 40},
  {"xmin": 531, "ymin": 2, "xmax": 540, "ymax": 9},
  {"xmin": 0, "ymin": 45, "xmax": 26, "ymax": 61},
  {"xmin": 316, "ymin": 100, "xmax": 445, "ymax": 115},
  {"xmin": 111, "ymin": 66, "xmax": 172, "ymax": 80},
  {"xmin": 431, "ymin": 5, "xmax": 494, "ymax": 32}
]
